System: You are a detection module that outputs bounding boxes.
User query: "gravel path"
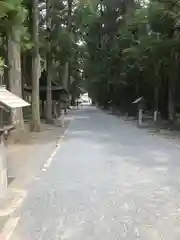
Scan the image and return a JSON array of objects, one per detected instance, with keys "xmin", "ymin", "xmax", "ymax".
[{"xmin": 11, "ymin": 107, "xmax": 180, "ymax": 240}]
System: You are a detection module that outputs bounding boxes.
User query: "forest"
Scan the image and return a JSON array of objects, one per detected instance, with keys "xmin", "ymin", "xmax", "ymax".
[{"xmin": 1, "ymin": 0, "xmax": 180, "ymax": 133}]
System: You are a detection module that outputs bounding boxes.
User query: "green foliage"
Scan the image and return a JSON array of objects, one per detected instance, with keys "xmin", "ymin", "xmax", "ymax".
[
  {"xmin": 0, "ymin": 0, "xmax": 28, "ymax": 80},
  {"xmin": 82, "ymin": 0, "xmax": 180, "ymax": 118},
  {"xmin": 0, "ymin": 0, "xmax": 26, "ymax": 30},
  {"xmin": 1, "ymin": 0, "xmax": 180, "ymax": 121}
]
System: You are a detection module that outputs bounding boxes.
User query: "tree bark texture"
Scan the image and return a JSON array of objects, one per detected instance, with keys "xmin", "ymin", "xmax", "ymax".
[
  {"xmin": 31, "ymin": 0, "xmax": 41, "ymax": 131},
  {"xmin": 46, "ymin": 0, "xmax": 53, "ymax": 123},
  {"xmin": 7, "ymin": 27, "xmax": 25, "ymax": 131}
]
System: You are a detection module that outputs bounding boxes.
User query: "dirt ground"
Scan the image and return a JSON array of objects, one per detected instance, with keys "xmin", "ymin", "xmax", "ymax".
[{"xmin": 6, "ymin": 121, "xmax": 69, "ymax": 187}]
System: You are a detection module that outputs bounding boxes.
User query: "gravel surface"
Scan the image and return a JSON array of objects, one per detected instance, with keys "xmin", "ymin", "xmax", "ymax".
[{"xmin": 11, "ymin": 107, "xmax": 180, "ymax": 240}]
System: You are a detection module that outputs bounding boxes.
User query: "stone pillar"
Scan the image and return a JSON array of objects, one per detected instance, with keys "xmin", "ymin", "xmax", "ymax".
[
  {"xmin": 0, "ymin": 133, "xmax": 7, "ymax": 198},
  {"xmin": 138, "ymin": 109, "xmax": 143, "ymax": 126},
  {"xmin": 60, "ymin": 109, "xmax": 65, "ymax": 127},
  {"xmin": 154, "ymin": 110, "xmax": 157, "ymax": 122}
]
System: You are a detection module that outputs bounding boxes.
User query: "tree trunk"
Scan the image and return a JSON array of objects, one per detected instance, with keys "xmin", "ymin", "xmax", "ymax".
[
  {"xmin": 62, "ymin": 62, "xmax": 69, "ymax": 90},
  {"xmin": 46, "ymin": 54, "xmax": 53, "ymax": 122},
  {"xmin": 31, "ymin": 0, "xmax": 41, "ymax": 131},
  {"xmin": 7, "ymin": 27, "xmax": 25, "ymax": 131},
  {"xmin": 46, "ymin": 0, "xmax": 52, "ymax": 123},
  {"xmin": 159, "ymin": 80, "xmax": 168, "ymax": 120},
  {"xmin": 21, "ymin": 53, "xmax": 26, "ymax": 99},
  {"xmin": 168, "ymin": 51, "xmax": 176, "ymax": 123},
  {"xmin": 63, "ymin": 0, "xmax": 73, "ymax": 91},
  {"xmin": 123, "ymin": 0, "xmax": 135, "ymax": 24},
  {"xmin": 168, "ymin": 80, "xmax": 175, "ymax": 123}
]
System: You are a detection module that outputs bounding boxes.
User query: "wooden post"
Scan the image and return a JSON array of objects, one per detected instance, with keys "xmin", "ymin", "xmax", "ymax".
[
  {"xmin": 60, "ymin": 109, "xmax": 65, "ymax": 127},
  {"xmin": 138, "ymin": 109, "xmax": 143, "ymax": 126},
  {"xmin": 53, "ymin": 101, "xmax": 58, "ymax": 118},
  {"xmin": 0, "ymin": 133, "xmax": 7, "ymax": 198},
  {"xmin": 41, "ymin": 100, "xmax": 43, "ymax": 118},
  {"xmin": 154, "ymin": 110, "xmax": 157, "ymax": 123}
]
